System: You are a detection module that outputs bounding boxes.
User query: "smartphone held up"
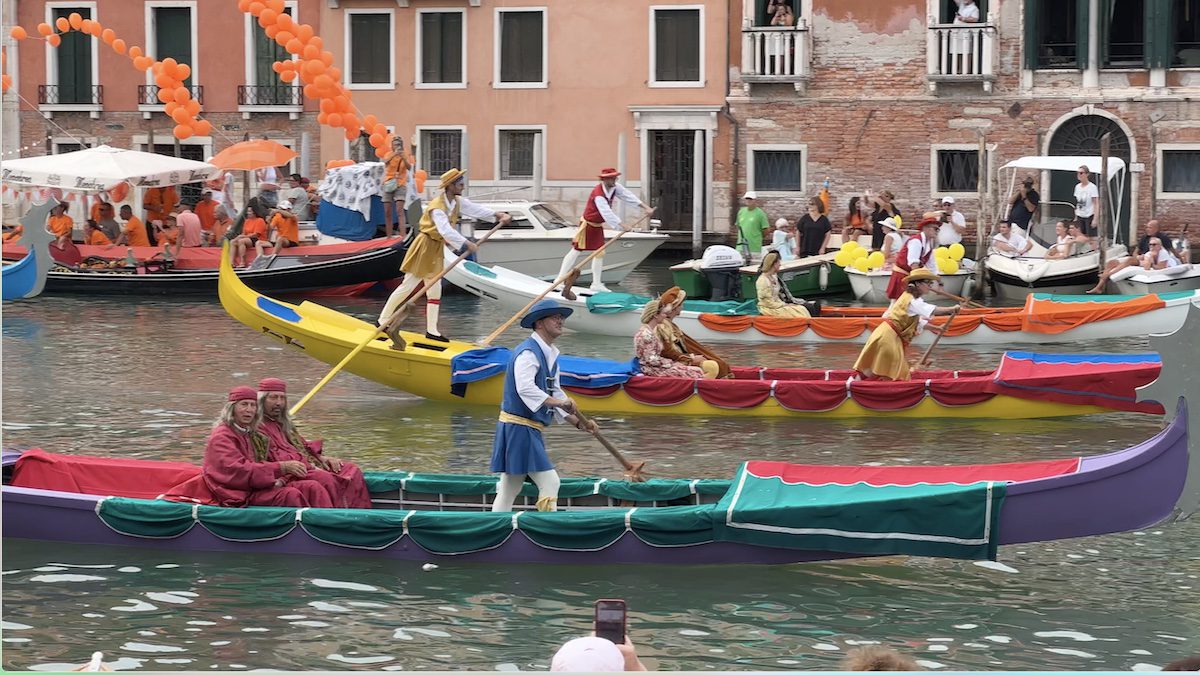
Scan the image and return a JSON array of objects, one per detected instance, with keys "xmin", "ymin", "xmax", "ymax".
[{"xmin": 594, "ymin": 599, "xmax": 627, "ymax": 646}]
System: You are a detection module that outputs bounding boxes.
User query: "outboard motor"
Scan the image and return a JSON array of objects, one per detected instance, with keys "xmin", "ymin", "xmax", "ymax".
[{"xmin": 700, "ymin": 244, "xmax": 746, "ymax": 301}]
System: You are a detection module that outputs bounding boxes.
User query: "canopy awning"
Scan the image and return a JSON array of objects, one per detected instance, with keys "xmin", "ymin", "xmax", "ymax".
[
  {"xmin": 0, "ymin": 145, "xmax": 220, "ymax": 192},
  {"xmin": 1000, "ymin": 155, "xmax": 1127, "ymax": 175}
]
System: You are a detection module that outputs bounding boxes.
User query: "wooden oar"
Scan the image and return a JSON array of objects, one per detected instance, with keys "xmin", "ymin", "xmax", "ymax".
[
  {"xmin": 289, "ymin": 220, "xmax": 510, "ymax": 416},
  {"xmin": 912, "ymin": 307, "xmax": 961, "ymax": 370},
  {"xmin": 479, "ymin": 214, "xmax": 652, "ymax": 347},
  {"xmin": 931, "ymin": 286, "xmax": 987, "ymax": 309},
  {"xmin": 573, "ymin": 410, "xmax": 647, "ymax": 482}
]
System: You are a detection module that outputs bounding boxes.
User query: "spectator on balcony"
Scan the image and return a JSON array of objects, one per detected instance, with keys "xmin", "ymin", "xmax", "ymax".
[
  {"xmin": 768, "ymin": 0, "xmax": 795, "ymax": 27},
  {"xmin": 950, "ymin": 0, "xmax": 980, "ymax": 73}
]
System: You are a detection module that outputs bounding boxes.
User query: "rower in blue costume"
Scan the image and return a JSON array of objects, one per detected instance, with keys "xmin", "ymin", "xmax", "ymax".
[{"xmin": 490, "ymin": 299, "xmax": 598, "ymax": 512}]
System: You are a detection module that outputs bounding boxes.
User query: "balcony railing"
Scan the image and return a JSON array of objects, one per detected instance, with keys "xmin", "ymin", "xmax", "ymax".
[
  {"xmin": 138, "ymin": 84, "xmax": 204, "ymax": 106},
  {"xmin": 37, "ymin": 84, "xmax": 103, "ymax": 106},
  {"xmin": 926, "ymin": 21, "xmax": 997, "ymax": 92},
  {"xmin": 740, "ymin": 21, "xmax": 812, "ymax": 92},
  {"xmin": 237, "ymin": 85, "xmax": 302, "ymax": 107}
]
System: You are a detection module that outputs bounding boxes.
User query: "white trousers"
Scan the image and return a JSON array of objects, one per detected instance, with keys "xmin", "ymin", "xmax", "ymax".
[
  {"xmin": 378, "ymin": 273, "xmax": 444, "ymax": 335},
  {"xmin": 491, "ymin": 470, "xmax": 561, "ymax": 512},
  {"xmin": 555, "ymin": 249, "xmax": 607, "ymax": 290}
]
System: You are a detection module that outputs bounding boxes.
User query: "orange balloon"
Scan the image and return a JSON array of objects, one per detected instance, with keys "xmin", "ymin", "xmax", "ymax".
[
  {"xmin": 275, "ymin": 14, "xmax": 294, "ymax": 30},
  {"xmin": 342, "ymin": 113, "xmax": 358, "ymax": 130},
  {"xmin": 10, "ymin": 26, "xmax": 27, "ymax": 40},
  {"xmin": 309, "ymin": 36, "xmax": 323, "ymax": 50},
  {"xmin": 81, "ymin": 19, "xmax": 95, "ymax": 33},
  {"xmin": 194, "ymin": 119, "xmax": 213, "ymax": 136},
  {"xmin": 173, "ymin": 124, "xmax": 193, "ymax": 140},
  {"xmin": 161, "ymin": 56, "xmax": 177, "ymax": 70},
  {"xmin": 112, "ymin": 38, "xmax": 126, "ymax": 54},
  {"xmin": 327, "ymin": 159, "xmax": 354, "ymax": 170},
  {"xmin": 316, "ymin": 112, "xmax": 328, "ymax": 125},
  {"xmin": 275, "ymin": 30, "xmax": 294, "ymax": 44},
  {"xmin": 176, "ymin": 63, "xmax": 191, "ymax": 80},
  {"xmin": 184, "ymin": 99, "xmax": 200, "ymax": 116},
  {"xmin": 415, "ymin": 170, "xmax": 426, "ymax": 192},
  {"xmin": 302, "ymin": 44, "xmax": 319, "ymax": 60},
  {"xmin": 132, "ymin": 56, "xmax": 148, "ymax": 71},
  {"xmin": 1, "ymin": 74, "xmax": 10, "ymax": 94},
  {"xmin": 157, "ymin": 87, "xmax": 174, "ymax": 103},
  {"xmin": 37, "ymin": 23, "xmax": 53, "ymax": 36},
  {"xmin": 319, "ymin": 51, "xmax": 333, "ymax": 67},
  {"xmin": 55, "ymin": 17, "xmax": 70, "ymax": 32},
  {"xmin": 303, "ymin": 83, "xmax": 317, "ymax": 98},
  {"xmin": 249, "ymin": 2, "xmax": 265, "ymax": 15},
  {"xmin": 285, "ymin": 39, "xmax": 303, "ymax": 55},
  {"xmin": 368, "ymin": 133, "xmax": 383, "ymax": 147},
  {"xmin": 171, "ymin": 108, "xmax": 191, "ymax": 124},
  {"xmin": 68, "ymin": 12, "xmax": 83, "ymax": 29},
  {"xmin": 259, "ymin": 9, "xmax": 278, "ymax": 26},
  {"xmin": 100, "ymin": 28, "xmax": 114, "ymax": 44},
  {"xmin": 375, "ymin": 147, "xmax": 389, "ymax": 159},
  {"xmin": 328, "ymin": 67, "xmax": 341, "ymax": 81},
  {"xmin": 264, "ymin": 24, "xmax": 279, "ymax": 39},
  {"xmin": 271, "ymin": 61, "xmax": 284, "ymax": 74},
  {"xmin": 164, "ymin": 101, "xmax": 180, "ymax": 115},
  {"xmin": 266, "ymin": 0, "xmax": 285, "ymax": 13},
  {"xmin": 173, "ymin": 87, "xmax": 191, "ymax": 104},
  {"xmin": 109, "ymin": 182, "xmax": 130, "ymax": 203},
  {"xmin": 237, "ymin": 0, "xmax": 251, "ymax": 11},
  {"xmin": 363, "ymin": 114, "xmax": 378, "ymax": 131},
  {"xmin": 280, "ymin": 70, "xmax": 296, "ymax": 83},
  {"xmin": 129, "ymin": 46, "xmax": 142, "ymax": 59},
  {"xmin": 373, "ymin": 123, "xmax": 387, "ymax": 137},
  {"xmin": 47, "ymin": 34, "xmax": 62, "ymax": 47},
  {"xmin": 319, "ymin": 98, "xmax": 334, "ymax": 114},
  {"xmin": 327, "ymin": 112, "xmax": 342, "ymax": 127},
  {"xmin": 343, "ymin": 129, "xmax": 358, "ymax": 141},
  {"xmin": 314, "ymin": 74, "xmax": 333, "ymax": 92},
  {"xmin": 333, "ymin": 94, "xmax": 351, "ymax": 112},
  {"xmin": 296, "ymin": 24, "xmax": 313, "ymax": 42},
  {"xmin": 155, "ymin": 72, "xmax": 174, "ymax": 88}
]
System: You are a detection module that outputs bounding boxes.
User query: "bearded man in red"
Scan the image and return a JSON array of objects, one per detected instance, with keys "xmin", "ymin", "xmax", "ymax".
[{"xmin": 255, "ymin": 378, "xmax": 372, "ymax": 509}]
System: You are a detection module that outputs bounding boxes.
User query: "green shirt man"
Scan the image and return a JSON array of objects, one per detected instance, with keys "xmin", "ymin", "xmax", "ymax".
[{"xmin": 736, "ymin": 192, "xmax": 770, "ymax": 254}]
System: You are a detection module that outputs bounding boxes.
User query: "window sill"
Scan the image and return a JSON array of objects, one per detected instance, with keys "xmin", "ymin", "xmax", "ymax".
[
  {"xmin": 1157, "ymin": 192, "xmax": 1200, "ymax": 200},
  {"xmin": 414, "ymin": 82, "xmax": 468, "ymax": 89},
  {"xmin": 649, "ymin": 80, "xmax": 706, "ymax": 88},
  {"xmin": 345, "ymin": 82, "xmax": 396, "ymax": 91},
  {"xmin": 38, "ymin": 104, "xmax": 102, "ymax": 120},
  {"xmin": 237, "ymin": 104, "xmax": 303, "ymax": 121},
  {"xmin": 139, "ymin": 103, "xmax": 203, "ymax": 120},
  {"xmin": 493, "ymin": 81, "xmax": 548, "ymax": 89}
]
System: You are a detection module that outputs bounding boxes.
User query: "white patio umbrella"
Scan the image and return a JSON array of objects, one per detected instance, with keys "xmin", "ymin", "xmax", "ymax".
[{"xmin": 0, "ymin": 144, "xmax": 220, "ymax": 192}]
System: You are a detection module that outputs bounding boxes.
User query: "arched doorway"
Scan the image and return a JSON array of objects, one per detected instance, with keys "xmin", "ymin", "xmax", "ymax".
[{"xmin": 1047, "ymin": 114, "xmax": 1132, "ymax": 243}]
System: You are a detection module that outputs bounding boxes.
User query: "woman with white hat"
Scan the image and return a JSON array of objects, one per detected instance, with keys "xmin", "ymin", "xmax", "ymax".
[
  {"xmin": 853, "ymin": 268, "xmax": 961, "ymax": 381},
  {"xmin": 879, "ymin": 217, "xmax": 904, "ymax": 266}
]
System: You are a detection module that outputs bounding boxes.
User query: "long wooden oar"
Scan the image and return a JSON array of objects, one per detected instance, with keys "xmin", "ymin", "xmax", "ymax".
[
  {"xmin": 573, "ymin": 410, "xmax": 647, "ymax": 482},
  {"xmin": 479, "ymin": 214, "xmax": 652, "ymax": 347},
  {"xmin": 289, "ymin": 221, "xmax": 510, "ymax": 416},
  {"xmin": 912, "ymin": 306, "xmax": 961, "ymax": 370},
  {"xmin": 931, "ymin": 286, "xmax": 987, "ymax": 309}
]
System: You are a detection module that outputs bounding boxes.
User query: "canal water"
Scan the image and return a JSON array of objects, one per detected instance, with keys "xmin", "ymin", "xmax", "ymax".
[{"xmin": 3, "ymin": 253, "xmax": 1197, "ymax": 670}]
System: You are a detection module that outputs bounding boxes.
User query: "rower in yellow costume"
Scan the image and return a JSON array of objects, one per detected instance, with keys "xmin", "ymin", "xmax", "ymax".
[
  {"xmin": 852, "ymin": 267, "xmax": 961, "ymax": 381},
  {"xmin": 377, "ymin": 168, "xmax": 511, "ymax": 344}
]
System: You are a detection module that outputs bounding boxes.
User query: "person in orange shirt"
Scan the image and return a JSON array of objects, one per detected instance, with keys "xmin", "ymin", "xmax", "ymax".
[
  {"xmin": 232, "ymin": 214, "xmax": 269, "ymax": 267},
  {"xmin": 381, "ymin": 137, "xmax": 410, "ymax": 239},
  {"xmin": 47, "ymin": 203, "xmax": 75, "ymax": 244},
  {"xmin": 144, "ymin": 186, "xmax": 179, "ymax": 233},
  {"xmin": 90, "ymin": 198, "xmax": 112, "ymax": 224},
  {"xmin": 210, "ymin": 204, "xmax": 232, "ymax": 245},
  {"xmin": 84, "ymin": 220, "xmax": 112, "ymax": 246},
  {"xmin": 195, "ymin": 191, "xmax": 218, "ymax": 235},
  {"xmin": 266, "ymin": 200, "xmax": 300, "ymax": 256},
  {"xmin": 155, "ymin": 217, "xmax": 179, "ymax": 247},
  {"xmin": 113, "ymin": 205, "xmax": 151, "ymax": 248}
]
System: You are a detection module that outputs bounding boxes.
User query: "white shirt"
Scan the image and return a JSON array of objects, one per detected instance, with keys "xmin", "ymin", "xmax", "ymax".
[
  {"xmin": 513, "ymin": 332, "xmax": 568, "ymax": 423},
  {"xmin": 1074, "ymin": 182, "xmax": 1099, "ymax": 218},
  {"xmin": 431, "ymin": 196, "xmax": 495, "ymax": 249},
  {"xmin": 883, "ymin": 295, "xmax": 937, "ymax": 334},
  {"xmin": 954, "ymin": 0, "xmax": 979, "ymax": 24},
  {"xmin": 903, "ymin": 234, "xmax": 933, "ymax": 267},
  {"xmin": 1151, "ymin": 248, "xmax": 1181, "ymax": 268},
  {"xmin": 593, "ymin": 183, "xmax": 643, "ymax": 229},
  {"xmin": 772, "ymin": 230, "xmax": 797, "ymax": 262},
  {"xmin": 937, "ymin": 210, "xmax": 966, "ymax": 246},
  {"xmin": 992, "ymin": 230, "xmax": 1028, "ymax": 255}
]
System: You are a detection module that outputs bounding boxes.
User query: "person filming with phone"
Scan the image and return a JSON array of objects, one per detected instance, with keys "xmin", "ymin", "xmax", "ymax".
[{"xmin": 551, "ymin": 599, "xmax": 648, "ymax": 672}]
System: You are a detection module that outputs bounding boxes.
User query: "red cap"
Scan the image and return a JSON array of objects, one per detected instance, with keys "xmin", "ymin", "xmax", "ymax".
[
  {"xmin": 918, "ymin": 217, "xmax": 940, "ymax": 229},
  {"xmin": 228, "ymin": 386, "xmax": 257, "ymax": 402},
  {"xmin": 258, "ymin": 378, "xmax": 287, "ymax": 393},
  {"xmin": 598, "ymin": 168, "xmax": 621, "ymax": 179}
]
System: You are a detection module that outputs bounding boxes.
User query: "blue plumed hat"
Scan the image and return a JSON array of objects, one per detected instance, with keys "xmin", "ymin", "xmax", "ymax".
[{"xmin": 520, "ymin": 298, "xmax": 574, "ymax": 329}]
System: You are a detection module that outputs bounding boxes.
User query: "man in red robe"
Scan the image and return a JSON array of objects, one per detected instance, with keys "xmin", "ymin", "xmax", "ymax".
[
  {"xmin": 198, "ymin": 386, "xmax": 333, "ymax": 508},
  {"xmin": 256, "ymin": 378, "xmax": 372, "ymax": 509}
]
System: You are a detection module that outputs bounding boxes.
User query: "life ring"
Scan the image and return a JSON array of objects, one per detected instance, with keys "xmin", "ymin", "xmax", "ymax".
[{"xmin": 819, "ymin": 262, "xmax": 830, "ymax": 291}]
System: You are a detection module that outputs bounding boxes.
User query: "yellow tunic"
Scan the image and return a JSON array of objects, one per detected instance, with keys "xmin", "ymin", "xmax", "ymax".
[
  {"xmin": 852, "ymin": 293, "xmax": 924, "ymax": 381},
  {"xmin": 755, "ymin": 274, "xmax": 811, "ymax": 319},
  {"xmin": 401, "ymin": 193, "xmax": 460, "ymax": 278}
]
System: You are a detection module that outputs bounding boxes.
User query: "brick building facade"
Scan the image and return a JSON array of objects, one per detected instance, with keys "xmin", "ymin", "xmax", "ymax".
[{"xmin": 727, "ymin": 0, "xmax": 1200, "ymax": 249}]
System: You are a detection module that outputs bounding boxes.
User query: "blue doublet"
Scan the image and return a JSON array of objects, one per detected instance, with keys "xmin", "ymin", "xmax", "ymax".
[{"xmin": 490, "ymin": 336, "xmax": 557, "ymax": 474}]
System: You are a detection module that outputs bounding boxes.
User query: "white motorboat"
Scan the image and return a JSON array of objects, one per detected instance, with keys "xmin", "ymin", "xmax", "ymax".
[
  {"xmin": 986, "ymin": 241, "xmax": 1128, "ymax": 301},
  {"xmin": 1111, "ymin": 263, "xmax": 1200, "ymax": 295},
  {"xmin": 443, "ymin": 251, "xmax": 1199, "ymax": 345},
  {"xmin": 845, "ymin": 268, "xmax": 973, "ymax": 304}
]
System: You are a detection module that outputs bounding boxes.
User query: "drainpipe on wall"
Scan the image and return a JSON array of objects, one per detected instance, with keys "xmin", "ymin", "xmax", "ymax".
[{"xmin": 722, "ymin": 106, "xmax": 740, "ymax": 243}]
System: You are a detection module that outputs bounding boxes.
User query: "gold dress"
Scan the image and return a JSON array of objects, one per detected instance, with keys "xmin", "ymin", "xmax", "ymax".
[
  {"xmin": 755, "ymin": 274, "xmax": 811, "ymax": 319},
  {"xmin": 852, "ymin": 293, "xmax": 932, "ymax": 381}
]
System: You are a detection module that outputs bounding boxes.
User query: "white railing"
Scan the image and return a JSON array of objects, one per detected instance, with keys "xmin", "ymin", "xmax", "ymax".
[
  {"xmin": 741, "ymin": 21, "xmax": 811, "ymax": 89},
  {"xmin": 926, "ymin": 21, "xmax": 996, "ymax": 92}
]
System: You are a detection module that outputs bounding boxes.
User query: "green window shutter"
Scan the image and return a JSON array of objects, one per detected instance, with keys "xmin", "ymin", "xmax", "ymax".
[
  {"xmin": 1098, "ymin": 0, "xmax": 1111, "ymax": 67},
  {"xmin": 1076, "ymin": 0, "xmax": 1091, "ymax": 70},
  {"xmin": 1145, "ymin": 0, "xmax": 1174, "ymax": 68},
  {"xmin": 1023, "ymin": 0, "xmax": 1040, "ymax": 69},
  {"xmin": 154, "ymin": 8, "xmax": 193, "ymax": 88},
  {"xmin": 254, "ymin": 8, "xmax": 290, "ymax": 102},
  {"xmin": 54, "ymin": 7, "xmax": 92, "ymax": 103}
]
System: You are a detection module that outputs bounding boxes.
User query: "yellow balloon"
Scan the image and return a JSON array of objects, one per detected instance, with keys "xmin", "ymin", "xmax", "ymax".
[
  {"xmin": 949, "ymin": 242, "xmax": 965, "ymax": 261},
  {"xmin": 852, "ymin": 257, "xmax": 870, "ymax": 272},
  {"xmin": 841, "ymin": 240, "xmax": 860, "ymax": 252},
  {"xmin": 939, "ymin": 258, "xmax": 959, "ymax": 275},
  {"xmin": 867, "ymin": 251, "xmax": 885, "ymax": 269},
  {"xmin": 853, "ymin": 247, "xmax": 869, "ymax": 260},
  {"xmin": 834, "ymin": 250, "xmax": 852, "ymax": 267},
  {"xmin": 934, "ymin": 247, "xmax": 950, "ymax": 259},
  {"xmin": 893, "ymin": 215, "xmax": 902, "ymax": 228}
]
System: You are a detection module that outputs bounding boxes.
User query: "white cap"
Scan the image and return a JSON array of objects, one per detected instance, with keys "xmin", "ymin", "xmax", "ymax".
[
  {"xmin": 774, "ymin": 218, "xmax": 789, "ymax": 227},
  {"xmin": 941, "ymin": 196, "xmax": 955, "ymax": 204},
  {"xmin": 878, "ymin": 217, "xmax": 899, "ymax": 231},
  {"xmin": 277, "ymin": 200, "xmax": 292, "ymax": 210},
  {"xmin": 742, "ymin": 191, "xmax": 757, "ymax": 200},
  {"xmin": 551, "ymin": 637, "xmax": 625, "ymax": 672}
]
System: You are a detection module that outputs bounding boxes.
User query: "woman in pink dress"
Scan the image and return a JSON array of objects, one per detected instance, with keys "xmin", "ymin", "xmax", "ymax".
[{"xmin": 633, "ymin": 295, "xmax": 707, "ymax": 379}]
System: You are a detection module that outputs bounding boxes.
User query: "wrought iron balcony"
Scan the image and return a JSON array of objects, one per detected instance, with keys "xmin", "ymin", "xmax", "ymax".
[
  {"xmin": 237, "ymin": 85, "xmax": 302, "ymax": 107},
  {"xmin": 926, "ymin": 21, "xmax": 997, "ymax": 93},
  {"xmin": 138, "ymin": 84, "xmax": 204, "ymax": 105},
  {"xmin": 740, "ymin": 21, "xmax": 812, "ymax": 93},
  {"xmin": 37, "ymin": 84, "xmax": 103, "ymax": 106}
]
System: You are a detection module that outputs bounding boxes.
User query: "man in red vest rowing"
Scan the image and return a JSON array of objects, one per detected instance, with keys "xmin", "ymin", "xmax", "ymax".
[
  {"xmin": 885, "ymin": 217, "xmax": 940, "ymax": 300},
  {"xmin": 556, "ymin": 168, "xmax": 655, "ymax": 301}
]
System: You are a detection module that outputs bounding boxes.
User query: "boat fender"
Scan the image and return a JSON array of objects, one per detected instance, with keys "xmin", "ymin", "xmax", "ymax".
[
  {"xmin": 1018, "ymin": 260, "xmax": 1049, "ymax": 284},
  {"xmin": 961, "ymin": 276, "xmax": 974, "ymax": 300},
  {"xmin": 819, "ymin": 263, "xmax": 829, "ymax": 291}
]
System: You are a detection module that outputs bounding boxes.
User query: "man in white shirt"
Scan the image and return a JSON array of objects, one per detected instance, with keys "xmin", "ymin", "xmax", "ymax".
[
  {"xmin": 1142, "ymin": 238, "xmax": 1181, "ymax": 270},
  {"xmin": 937, "ymin": 197, "xmax": 968, "ymax": 246},
  {"xmin": 378, "ymin": 168, "xmax": 511, "ymax": 344},
  {"xmin": 1074, "ymin": 165, "xmax": 1099, "ymax": 236},
  {"xmin": 991, "ymin": 220, "xmax": 1032, "ymax": 256},
  {"xmin": 557, "ymin": 168, "xmax": 655, "ymax": 299}
]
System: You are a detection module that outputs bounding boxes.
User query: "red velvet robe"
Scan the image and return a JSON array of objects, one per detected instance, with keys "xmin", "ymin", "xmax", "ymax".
[
  {"xmin": 187, "ymin": 423, "xmax": 332, "ymax": 508},
  {"xmin": 258, "ymin": 419, "xmax": 372, "ymax": 509}
]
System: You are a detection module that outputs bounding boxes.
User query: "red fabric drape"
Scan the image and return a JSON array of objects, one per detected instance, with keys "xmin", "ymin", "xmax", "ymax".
[
  {"xmin": 621, "ymin": 377, "xmax": 697, "ymax": 406},
  {"xmin": 12, "ymin": 449, "xmax": 200, "ymax": 499},
  {"xmin": 696, "ymin": 379, "xmax": 773, "ymax": 409},
  {"xmin": 849, "ymin": 379, "xmax": 928, "ymax": 410}
]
